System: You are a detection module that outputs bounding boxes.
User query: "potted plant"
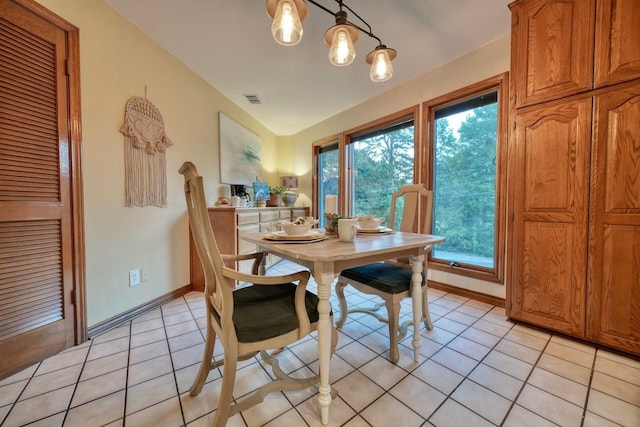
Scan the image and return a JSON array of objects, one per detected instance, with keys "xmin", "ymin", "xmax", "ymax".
[
  {"xmin": 324, "ymin": 214, "xmax": 350, "ymax": 234},
  {"xmin": 268, "ymin": 186, "xmax": 286, "ymax": 207}
]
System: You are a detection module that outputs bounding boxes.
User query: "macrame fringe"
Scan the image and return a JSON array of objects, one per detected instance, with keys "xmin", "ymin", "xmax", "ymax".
[{"xmin": 120, "ymin": 96, "xmax": 172, "ymax": 208}]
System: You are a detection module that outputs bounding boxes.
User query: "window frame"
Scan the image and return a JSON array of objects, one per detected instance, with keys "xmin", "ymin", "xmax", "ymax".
[
  {"xmin": 313, "ymin": 107, "xmax": 421, "ymax": 219},
  {"xmin": 312, "ymin": 136, "xmax": 341, "ymax": 225},
  {"xmin": 422, "ymin": 73, "xmax": 509, "ymax": 284},
  {"xmin": 343, "ymin": 107, "xmax": 421, "ymax": 216}
]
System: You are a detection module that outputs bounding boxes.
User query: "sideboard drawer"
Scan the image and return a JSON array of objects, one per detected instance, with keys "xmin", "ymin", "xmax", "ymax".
[
  {"xmin": 259, "ymin": 210, "xmax": 280, "ymax": 222},
  {"xmin": 237, "ymin": 224, "xmax": 260, "ymax": 254},
  {"xmin": 190, "ymin": 206, "xmax": 309, "ymax": 290},
  {"xmin": 237, "ymin": 212, "xmax": 259, "ymax": 225}
]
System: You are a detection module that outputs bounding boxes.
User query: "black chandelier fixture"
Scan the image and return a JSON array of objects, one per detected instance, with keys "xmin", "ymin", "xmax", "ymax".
[{"xmin": 266, "ymin": 0, "xmax": 397, "ymax": 82}]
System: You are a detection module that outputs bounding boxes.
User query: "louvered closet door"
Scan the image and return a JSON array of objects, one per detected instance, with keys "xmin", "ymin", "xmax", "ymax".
[{"xmin": 0, "ymin": 0, "xmax": 78, "ymax": 378}]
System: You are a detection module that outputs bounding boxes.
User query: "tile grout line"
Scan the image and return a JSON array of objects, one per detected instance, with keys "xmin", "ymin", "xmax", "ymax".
[
  {"xmin": 60, "ymin": 336, "xmax": 95, "ymax": 425},
  {"xmin": 0, "ymin": 358, "xmax": 41, "ymax": 425},
  {"xmin": 346, "ymin": 296, "xmax": 483, "ymax": 426},
  {"xmin": 498, "ymin": 334, "xmax": 551, "ymax": 426},
  {"xmin": 425, "ymin": 303, "xmax": 517, "ymax": 426},
  {"xmin": 579, "ymin": 348, "xmax": 598, "ymax": 427}
]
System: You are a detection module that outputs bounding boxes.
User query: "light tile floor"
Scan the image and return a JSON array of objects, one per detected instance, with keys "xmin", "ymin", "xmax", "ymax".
[{"xmin": 1, "ymin": 260, "xmax": 639, "ymax": 426}]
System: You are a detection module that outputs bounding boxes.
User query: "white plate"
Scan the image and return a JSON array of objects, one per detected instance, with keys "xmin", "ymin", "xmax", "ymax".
[
  {"xmin": 357, "ymin": 227, "xmax": 393, "ymax": 234},
  {"xmin": 263, "ymin": 231, "xmax": 326, "ymax": 241}
]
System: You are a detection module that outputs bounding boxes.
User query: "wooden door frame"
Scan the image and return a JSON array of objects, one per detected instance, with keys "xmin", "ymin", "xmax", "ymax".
[{"xmin": 14, "ymin": 0, "xmax": 86, "ymax": 344}]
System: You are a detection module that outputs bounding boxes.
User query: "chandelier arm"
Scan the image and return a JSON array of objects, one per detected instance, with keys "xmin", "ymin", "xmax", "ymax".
[{"xmin": 306, "ymin": 0, "xmax": 383, "ymax": 46}]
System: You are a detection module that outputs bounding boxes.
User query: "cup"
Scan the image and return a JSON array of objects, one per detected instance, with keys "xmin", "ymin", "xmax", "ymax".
[
  {"xmin": 230, "ymin": 195, "xmax": 240, "ymax": 207},
  {"xmin": 338, "ymin": 218, "xmax": 358, "ymax": 242}
]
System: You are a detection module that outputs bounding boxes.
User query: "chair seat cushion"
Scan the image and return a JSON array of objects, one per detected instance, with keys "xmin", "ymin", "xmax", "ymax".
[
  {"xmin": 233, "ymin": 283, "xmax": 320, "ymax": 343},
  {"xmin": 340, "ymin": 263, "xmax": 425, "ymax": 295}
]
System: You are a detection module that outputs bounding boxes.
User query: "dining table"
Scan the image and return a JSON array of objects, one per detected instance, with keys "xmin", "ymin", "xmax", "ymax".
[{"xmin": 241, "ymin": 229, "xmax": 446, "ymax": 425}]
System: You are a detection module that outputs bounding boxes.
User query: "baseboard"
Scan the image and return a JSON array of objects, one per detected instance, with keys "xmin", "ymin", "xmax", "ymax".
[
  {"xmin": 87, "ymin": 284, "xmax": 193, "ymax": 338},
  {"xmin": 428, "ymin": 280, "xmax": 505, "ymax": 308}
]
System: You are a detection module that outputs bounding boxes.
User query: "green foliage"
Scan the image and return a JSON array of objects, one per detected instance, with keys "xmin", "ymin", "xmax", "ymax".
[
  {"xmin": 433, "ymin": 104, "xmax": 497, "ymax": 265},
  {"xmin": 352, "ymin": 125, "xmax": 415, "ymax": 228},
  {"xmin": 317, "ymin": 105, "xmax": 498, "ymax": 268},
  {"xmin": 269, "ymin": 186, "xmax": 286, "ymax": 195}
]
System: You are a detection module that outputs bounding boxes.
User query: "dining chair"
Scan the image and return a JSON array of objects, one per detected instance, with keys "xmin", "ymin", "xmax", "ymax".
[
  {"xmin": 179, "ymin": 161, "xmax": 337, "ymax": 427},
  {"xmin": 335, "ymin": 184, "xmax": 434, "ymax": 363}
]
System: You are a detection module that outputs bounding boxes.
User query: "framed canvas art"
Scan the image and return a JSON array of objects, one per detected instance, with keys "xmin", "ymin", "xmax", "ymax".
[{"xmin": 219, "ymin": 112, "xmax": 261, "ymax": 184}]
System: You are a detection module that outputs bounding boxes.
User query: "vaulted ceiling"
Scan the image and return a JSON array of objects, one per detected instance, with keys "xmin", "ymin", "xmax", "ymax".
[{"xmin": 104, "ymin": 0, "xmax": 511, "ymax": 135}]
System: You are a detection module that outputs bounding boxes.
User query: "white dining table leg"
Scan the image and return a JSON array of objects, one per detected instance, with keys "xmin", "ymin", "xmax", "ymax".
[
  {"xmin": 314, "ymin": 265, "xmax": 334, "ymax": 425},
  {"xmin": 410, "ymin": 254, "xmax": 424, "ymax": 362}
]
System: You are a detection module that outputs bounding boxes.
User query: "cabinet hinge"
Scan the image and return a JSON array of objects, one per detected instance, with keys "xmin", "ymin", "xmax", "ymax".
[
  {"xmin": 70, "ymin": 288, "xmax": 75, "ymax": 305},
  {"xmin": 508, "ymin": 300, "xmax": 512, "ymax": 310},
  {"xmin": 65, "ymin": 59, "xmax": 71, "ymax": 76},
  {"xmin": 511, "ymin": 212, "xmax": 515, "ymax": 222}
]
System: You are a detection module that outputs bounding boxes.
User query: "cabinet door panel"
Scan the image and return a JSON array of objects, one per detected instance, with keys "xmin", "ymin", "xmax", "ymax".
[
  {"xmin": 510, "ymin": 0, "xmax": 595, "ymax": 107},
  {"xmin": 519, "ymin": 222, "xmax": 580, "ymax": 326},
  {"xmin": 588, "ymin": 83, "xmax": 640, "ymax": 354},
  {"xmin": 510, "ymin": 98, "xmax": 592, "ymax": 335},
  {"xmin": 595, "ymin": 0, "xmax": 640, "ymax": 87}
]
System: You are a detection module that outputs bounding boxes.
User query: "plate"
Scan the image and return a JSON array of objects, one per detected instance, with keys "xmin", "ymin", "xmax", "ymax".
[
  {"xmin": 263, "ymin": 231, "xmax": 327, "ymax": 242},
  {"xmin": 357, "ymin": 227, "xmax": 394, "ymax": 234}
]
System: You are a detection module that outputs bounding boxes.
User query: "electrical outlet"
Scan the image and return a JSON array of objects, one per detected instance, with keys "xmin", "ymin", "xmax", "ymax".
[
  {"xmin": 426, "ymin": 270, "xmax": 433, "ymax": 280},
  {"xmin": 129, "ymin": 269, "xmax": 141, "ymax": 287},
  {"xmin": 141, "ymin": 269, "xmax": 149, "ymax": 282}
]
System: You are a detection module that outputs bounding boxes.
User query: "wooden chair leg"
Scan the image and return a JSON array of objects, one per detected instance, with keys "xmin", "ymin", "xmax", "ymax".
[
  {"xmin": 189, "ymin": 319, "xmax": 217, "ymax": 396},
  {"xmin": 335, "ymin": 279, "xmax": 349, "ymax": 328},
  {"xmin": 212, "ymin": 348, "xmax": 238, "ymax": 427},
  {"xmin": 422, "ymin": 290, "xmax": 433, "ymax": 330},
  {"xmin": 386, "ymin": 299, "xmax": 401, "ymax": 364}
]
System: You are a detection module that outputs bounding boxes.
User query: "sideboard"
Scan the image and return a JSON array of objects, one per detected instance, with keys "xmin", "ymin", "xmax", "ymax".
[{"xmin": 189, "ymin": 206, "xmax": 309, "ymax": 291}]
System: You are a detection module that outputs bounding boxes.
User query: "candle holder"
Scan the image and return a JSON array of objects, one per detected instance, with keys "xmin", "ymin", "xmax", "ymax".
[
  {"xmin": 324, "ymin": 213, "xmax": 352, "ymax": 235},
  {"xmin": 324, "ymin": 213, "xmax": 339, "ymax": 234}
]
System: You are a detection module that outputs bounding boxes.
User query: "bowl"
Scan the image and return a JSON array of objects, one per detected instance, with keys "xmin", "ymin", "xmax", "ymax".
[
  {"xmin": 356, "ymin": 216, "xmax": 385, "ymax": 229},
  {"xmin": 279, "ymin": 217, "xmax": 318, "ymax": 235},
  {"xmin": 280, "ymin": 222, "xmax": 312, "ymax": 236}
]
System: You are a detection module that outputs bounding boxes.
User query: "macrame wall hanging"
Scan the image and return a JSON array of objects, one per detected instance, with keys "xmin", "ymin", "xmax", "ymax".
[{"xmin": 120, "ymin": 96, "xmax": 173, "ymax": 207}]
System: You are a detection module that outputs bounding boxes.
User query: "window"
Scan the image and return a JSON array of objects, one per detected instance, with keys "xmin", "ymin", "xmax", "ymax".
[
  {"xmin": 348, "ymin": 118, "xmax": 415, "ymax": 228},
  {"xmin": 316, "ymin": 142, "xmax": 339, "ymax": 228},
  {"xmin": 424, "ymin": 73, "xmax": 508, "ymax": 283},
  {"xmin": 313, "ymin": 108, "xmax": 419, "ymax": 227}
]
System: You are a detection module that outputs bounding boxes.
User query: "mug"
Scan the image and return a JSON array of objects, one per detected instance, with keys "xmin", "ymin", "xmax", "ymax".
[{"xmin": 338, "ymin": 218, "xmax": 358, "ymax": 242}]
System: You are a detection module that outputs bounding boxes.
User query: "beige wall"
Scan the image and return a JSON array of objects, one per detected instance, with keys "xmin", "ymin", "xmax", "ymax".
[
  {"xmin": 36, "ymin": 0, "xmax": 510, "ymax": 327},
  {"xmin": 37, "ymin": 0, "xmax": 279, "ymax": 326},
  {"xmin": 289, "ymin": 34, "xmax": 511, "ymax": 298}
]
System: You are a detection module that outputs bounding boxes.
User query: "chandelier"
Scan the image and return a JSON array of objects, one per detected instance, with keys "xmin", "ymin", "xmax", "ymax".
[{"xmin": 266, "ymin": 0, "xmax": 397, "ymax": 82}]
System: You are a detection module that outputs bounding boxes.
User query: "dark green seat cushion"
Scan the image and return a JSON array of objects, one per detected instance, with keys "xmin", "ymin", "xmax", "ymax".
[
  {"xmin": 340, "ymin": 263, "xmax": 425, "ymax": 295},
  {"xmin": 232, "ymin": 283, "xmax": 320, "ymax": 343}
]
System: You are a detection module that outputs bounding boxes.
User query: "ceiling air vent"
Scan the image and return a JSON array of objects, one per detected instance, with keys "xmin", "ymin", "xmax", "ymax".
[{"xmin": 244, "ymin": 94, "xmax": 261, "ymax": 104}]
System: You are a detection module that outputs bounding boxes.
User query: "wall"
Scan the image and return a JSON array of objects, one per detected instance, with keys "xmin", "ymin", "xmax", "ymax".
[
  {"xmin": 36, "ymin": 0, "xmax": 279, "ymax": 326},
  {"xmin": 288, "ymin": 34, "xmax": 511, "ymax": 298},
  {"xmin": 34, "ymin": 0, "xmax": 509, "ymax": 328}
]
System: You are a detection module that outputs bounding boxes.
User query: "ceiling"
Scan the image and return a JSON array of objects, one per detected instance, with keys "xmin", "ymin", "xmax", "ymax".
[{"xmin": 103, "ymin": 0, "xmax": 512, "ymax": 136}]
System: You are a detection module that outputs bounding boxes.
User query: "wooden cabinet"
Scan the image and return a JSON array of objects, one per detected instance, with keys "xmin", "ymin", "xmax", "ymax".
[
  {"xmin": 510, "ymin": 0, "xmax": 595, "ymax": 108},
  {"xmin": 508, "ymin": 0, "xmax": 640, "ymax": 355},
  {"xmin": 510, "ymin": 97, "xmax": 592, "ymax": 336},
  {"xmin": 586, "ymin": 82, "xmax": 640, "ymax": 354},
  {"xmin": 594, "ymin": 0, "xmax": 640, "ymax": 88},
  {"xmin": 189, "ymin": 207, "xmax": 309, "ymax": 291},
  {"xmin": 510, "ymin": 0, "xmax": 640, "ymax": 108}
]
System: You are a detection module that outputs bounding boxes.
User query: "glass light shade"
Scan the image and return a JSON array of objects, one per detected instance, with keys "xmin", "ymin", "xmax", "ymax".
[
  {"xmin": 271, "ymin": 0, "xmax": 303, "ymax": 46},
  {"xmin": 369, "ymin": 50, "xmax": 393, "ymax": 82},
  {"xmin": 328, "ymin": 26, "xmax": 356, "ymax": 66},
  {"xmin": 366, "ymin": 46, "xmax": 396, "ymax": 82}
]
